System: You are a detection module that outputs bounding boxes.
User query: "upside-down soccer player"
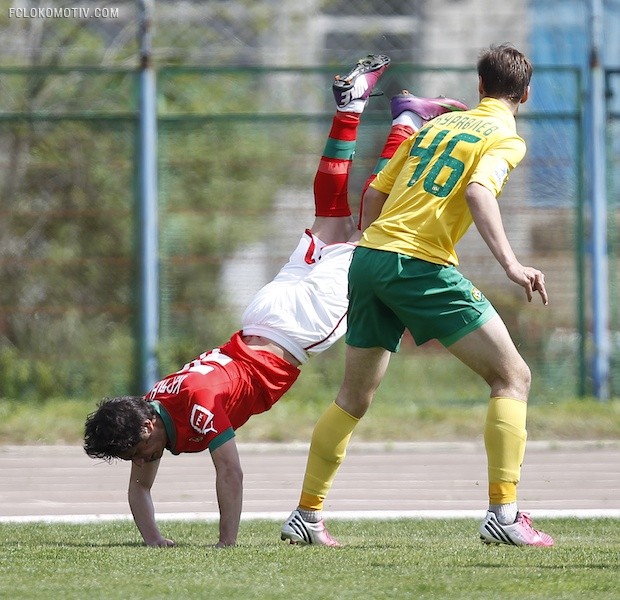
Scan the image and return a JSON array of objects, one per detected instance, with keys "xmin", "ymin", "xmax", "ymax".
[
  {"xmin": 281, "ymin": 44, "xmax": 555, "ymax": 548},
  {"xmin": 83, "ymin": 54, "xmax": 467, "ymax": 547}
]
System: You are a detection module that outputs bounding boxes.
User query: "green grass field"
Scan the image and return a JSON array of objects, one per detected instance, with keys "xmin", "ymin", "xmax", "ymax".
[{"xmin": 1, "ymin": 518, "xmax": 619, "ymax": 599}]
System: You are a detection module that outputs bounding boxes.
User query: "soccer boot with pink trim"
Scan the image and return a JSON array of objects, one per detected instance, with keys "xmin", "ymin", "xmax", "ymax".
[
  {"xmin": 391, "ymin": 90, "xmax": 468, "ymax": 121},
  {"xmin": 280, "ymin": 509, "xmax": 341, "ymax": 547},
  {"xmin": 479, "ymin": 511, "xmax": 554, "ymax": 547}
]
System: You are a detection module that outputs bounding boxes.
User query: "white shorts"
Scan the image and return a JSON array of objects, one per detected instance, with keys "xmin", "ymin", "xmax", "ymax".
[{"xmin": 242, "ymin": 230, "xmax": 354, "ymax": 364}]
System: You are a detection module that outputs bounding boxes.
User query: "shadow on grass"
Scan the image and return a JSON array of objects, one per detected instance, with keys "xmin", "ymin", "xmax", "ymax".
[
  {"xmin": 0, "ymin": 540, "xmax": 144, "ymax": 548},
  {"xmin": 468, "ymin": 561, "xmax": 617, "ymax": 570}
]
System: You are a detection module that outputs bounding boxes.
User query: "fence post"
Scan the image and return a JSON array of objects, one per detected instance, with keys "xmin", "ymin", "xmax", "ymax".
[
  {"xmin": 587, "ymin": 0, "xmax": 610, "ymax": 400},
  {"xmin": 136, "ymin": 0, "xmax": 159, "ymax": 392}
]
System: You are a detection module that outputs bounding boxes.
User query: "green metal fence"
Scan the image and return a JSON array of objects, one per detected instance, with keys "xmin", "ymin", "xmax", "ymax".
[{"xmin": 0, "ymin": 65, "xmax": 615, "ymax": 402}]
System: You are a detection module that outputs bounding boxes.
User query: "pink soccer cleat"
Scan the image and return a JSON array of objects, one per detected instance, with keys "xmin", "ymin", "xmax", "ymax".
[
  {"xmin": 479, "ymin": 511, "xmax": 554, "ymax": 547},
  {"xmin": 391, "ymin": 90, "xmax": 468, "ymax": 121}
]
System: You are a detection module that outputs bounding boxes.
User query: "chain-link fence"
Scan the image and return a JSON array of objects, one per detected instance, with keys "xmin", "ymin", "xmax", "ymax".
[{"xmin": 0, "ymin": 64, "xmax": 617, "ymax": 402}]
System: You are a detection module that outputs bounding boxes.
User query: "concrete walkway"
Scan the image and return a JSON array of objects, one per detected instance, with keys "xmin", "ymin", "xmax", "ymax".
[{"xmin": 1, "ymin": 441, "xmax": 619, "ymax": 522}]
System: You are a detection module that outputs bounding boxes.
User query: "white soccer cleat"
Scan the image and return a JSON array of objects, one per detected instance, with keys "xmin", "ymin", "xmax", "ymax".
[
  {"xmin": 479, "ymin": 511, "xmax": 554, "ymax": 547},
  {"xmin": 332, "ymin": 54, "xmax": 391, "ymax": 111},
  {"xmin": 280, "ymin": 509, "xmax": 342, "ymax": 547}
]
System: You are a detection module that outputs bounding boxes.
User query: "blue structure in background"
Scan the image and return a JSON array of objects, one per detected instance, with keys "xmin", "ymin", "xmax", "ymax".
[
  {"xmin": 529, "ymin": 1, "xmax": 586, "ymax": 208},
  {"xmin": 529, "ymin": 0, "xmax": 620, "ymax": 398}
]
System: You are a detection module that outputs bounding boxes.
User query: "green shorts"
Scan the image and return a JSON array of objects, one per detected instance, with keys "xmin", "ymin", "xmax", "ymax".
[{"xmin": 345, "ymin": 246, "xmax": 497, "ymax": 351}]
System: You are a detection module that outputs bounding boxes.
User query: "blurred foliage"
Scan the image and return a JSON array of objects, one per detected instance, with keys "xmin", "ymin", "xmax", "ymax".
[
  {"xmin": 0, "ymin": 15, "xmax": 309, "ymax": 399},
  {"xmin": 0, "ymin": 117, "xmax": 136, "ymax": 398}
]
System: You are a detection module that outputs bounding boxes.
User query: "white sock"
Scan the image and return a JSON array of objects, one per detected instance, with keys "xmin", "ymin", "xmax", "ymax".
[
  {"xmin": 338, "ymin": 99, "xmax": 367, "ymax": 114},
  {"xmin": 392, "ymin": 110, "xmax": 425, "ymax": 130},
  {"xmin": 298, "ymin": 508, "xmax": 322, "ymax": 523},
  {"xmin": 490, "ymin": 502, "xmax": 518, "ymax": 525}
]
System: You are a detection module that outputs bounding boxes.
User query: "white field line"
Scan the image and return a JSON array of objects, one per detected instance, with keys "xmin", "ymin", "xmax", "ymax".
[{"xmin": 2, "ymin": 509, "xmax": 620, "ymax": 524}]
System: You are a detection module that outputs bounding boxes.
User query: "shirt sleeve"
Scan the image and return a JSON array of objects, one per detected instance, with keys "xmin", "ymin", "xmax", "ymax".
[
  {"xmin": 469, "ymin": 135, "xmax": 526, "ymax": 198},
  {"xmin": 208, "ymin": 428, "xmax": 235, "ymax": 452}
]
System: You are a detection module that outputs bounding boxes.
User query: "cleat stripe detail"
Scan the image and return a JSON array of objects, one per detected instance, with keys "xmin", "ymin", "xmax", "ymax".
[
  {"xmin": 291, "ymin": 515, "xmax": 311, "ymax": 544},
  {"xmin": 483, "ymin": 520, "xmax": 517, "ymax": 545}
]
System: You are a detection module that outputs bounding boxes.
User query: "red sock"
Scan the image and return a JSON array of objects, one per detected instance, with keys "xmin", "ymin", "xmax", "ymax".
[
  {"xmin": 313, "ymin": 112, "xmax": 361, "ymax": 217},
  {"xmin": 357, "ymin": 124, "xmax": 413, "ymax": 229}
]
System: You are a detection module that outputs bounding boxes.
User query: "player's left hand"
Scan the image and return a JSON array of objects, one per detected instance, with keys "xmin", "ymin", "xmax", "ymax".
[
  {"xmin": 530, "ymin": 270, "xmax": 548, "ymax": 305},
  {"xmin": 506, "ymin": 263, "xmax": 548, "ymax": 305}
]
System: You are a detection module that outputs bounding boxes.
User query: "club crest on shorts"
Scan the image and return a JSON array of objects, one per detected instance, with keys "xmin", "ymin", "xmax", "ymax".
[
  {"xmin": 471, "ymin": 286, "xmax": 484, "ymax": 302},
  {"xmin": 190, "ymin": 404, "xmax": 218, "ymax": 434}
]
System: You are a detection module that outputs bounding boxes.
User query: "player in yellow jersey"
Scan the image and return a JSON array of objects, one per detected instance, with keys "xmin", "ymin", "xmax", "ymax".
[{"xmin": 282, "ymin": 44, "xmax": 555, "ymax": 547}]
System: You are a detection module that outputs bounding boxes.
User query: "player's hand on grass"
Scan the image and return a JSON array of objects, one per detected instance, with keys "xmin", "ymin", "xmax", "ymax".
[
  {"xmin": 505, "ymin": 263, "xmax": 548, "ymax": 305},
  {"xmin": 211, "ymin": 540, "xmax": 236, "ymax": 549},
  {"xmin": 146, "ymin": 537, "xmax": 176, "ymax": 547}
]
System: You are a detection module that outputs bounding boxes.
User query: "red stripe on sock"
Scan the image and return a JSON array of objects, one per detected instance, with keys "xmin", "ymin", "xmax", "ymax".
[{"xmin": 316, "ymin": 158, "xmax": 351, "ymax": 175}]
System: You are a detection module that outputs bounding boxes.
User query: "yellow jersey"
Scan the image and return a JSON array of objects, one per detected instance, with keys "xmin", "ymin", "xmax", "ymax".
[{"xmin": 361, "ymin": 97, "xmax": 526, "ymax": 266}]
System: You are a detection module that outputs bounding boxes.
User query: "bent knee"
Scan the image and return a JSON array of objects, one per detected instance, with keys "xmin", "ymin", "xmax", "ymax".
[
  {"xmin": 491, "ymin": 357, "xmax": 531, "ymax": 400},
  {"xmin": 336, "ymin": 390, "xmax": 374, "ymax": 419}
]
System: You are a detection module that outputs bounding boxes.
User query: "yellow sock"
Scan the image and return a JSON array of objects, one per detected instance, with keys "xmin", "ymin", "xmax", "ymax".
[
  {"xmin": 484, "ymin": 396, "xmax": 527, "ymax": 505},
  {"xmin": 298, "ymin": 402, "xmax": 359, "ymax": 511}
]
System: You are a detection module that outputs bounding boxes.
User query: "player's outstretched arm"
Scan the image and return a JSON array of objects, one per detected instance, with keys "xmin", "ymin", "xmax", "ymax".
[
  {"xmin": 465, "ymin": 182, "xmax": 548, "ymax": 305},
  {"xmin": 128, "ymin": 459, "xmax": 175, "ymax": 547},
  {"xmin": 211, "ymin": 438, "xmax": 243, "ymax": 547}
]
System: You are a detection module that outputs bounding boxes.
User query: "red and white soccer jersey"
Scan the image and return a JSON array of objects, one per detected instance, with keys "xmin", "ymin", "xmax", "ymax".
[{"xmin": 145, "ymin": 331, "xmax": 300, "ymax": 453}]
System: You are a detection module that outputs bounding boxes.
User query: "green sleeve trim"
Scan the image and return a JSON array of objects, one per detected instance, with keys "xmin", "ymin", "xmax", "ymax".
[
  {"xmin": 208, "ymin": 427, "xmax": 235, "ymax": 453},
  {"xmin": 149, "ymin": 400, "xmax": 177, "ymax": 452}
]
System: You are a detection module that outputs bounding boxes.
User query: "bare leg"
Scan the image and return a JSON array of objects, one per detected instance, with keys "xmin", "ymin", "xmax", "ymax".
[
  {"xmin": 335, "ymin": 345, "xmax": 391, "ymax": 417},
  {"xmin": 310, "ymin": 215, "xmax": 357, "ymax": 245},
  {"xmin": 446, "ymin": 314, "xmax": 531, "ymax": 519},
  {"xmin": 446, "ymin": 314, "xmax": 531, "ymax": 401}
]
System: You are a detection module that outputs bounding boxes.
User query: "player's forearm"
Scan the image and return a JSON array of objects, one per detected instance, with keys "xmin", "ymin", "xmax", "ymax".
[
  {"xmin": 215, "ymin": 466, "xmax": 243, "ymax": 546},
  {"xmin": 466, "ymin": 183, "xmax": 518, "ymax": 272},
  {"xmin": 128, "ymin": 484, "xmax": 164, "ymax": 545},
  {"xmin": 466, "ymin": 183, "xmax": 548, "ymax": 304}
]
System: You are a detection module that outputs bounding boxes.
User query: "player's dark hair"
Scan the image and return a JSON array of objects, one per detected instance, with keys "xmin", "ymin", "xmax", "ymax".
[
  {"xmin": 477, "ymin": 43, "xmax": 533, "ymax": 102},
  {"xmin": 83, "ymin": 396, "xmax": 156, "ymax": 461}
]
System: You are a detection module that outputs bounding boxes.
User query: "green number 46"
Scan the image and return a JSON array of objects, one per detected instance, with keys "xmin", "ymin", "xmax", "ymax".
[{"xmin": 407, "ymin": 129, "xmax": 480, "ymax": 197}]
